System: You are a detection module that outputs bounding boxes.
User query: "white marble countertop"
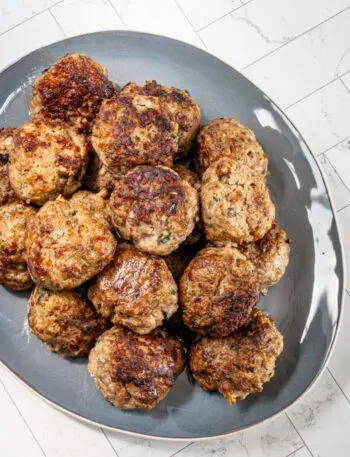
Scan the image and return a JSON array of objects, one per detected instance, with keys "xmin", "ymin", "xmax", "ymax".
[{"xmin": 1, "ymin": 1, "xmax": 350, "ymax": 456}]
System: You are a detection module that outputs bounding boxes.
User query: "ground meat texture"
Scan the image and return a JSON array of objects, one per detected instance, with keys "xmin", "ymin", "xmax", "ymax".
[
  {"xmin": 9, "ymin": 119, "xmax": 88, "ymax": 206},
  {"xmin": 0, "ymin": 127, "xmax": 17, "ymax": 206},
  {"xmin": 28, "ymin": 287, "xmax": 108, "ymax": 357},
  {"xmin": 122, "ymin": 81, "xmax": 200, "ymax": 157},
  {"xmin": 88, "ymin": 326, "xmax": 185, "ymax": 409},
  {"xmin": 84, "ymin": 150, "xmax": 120, "ymax": 194},
  {"xmin": 0, "ymin": 262, "xmax": 33, "ymax": 290},
  {"xmin": 70, "ymin": 190, "xmax": 112, "ymax": 230},
  {"xmin": 201, "ymin": 158, "xmax": 275, "ymax": 244},
  {"xmin": 180, "ymin": 246, "xmax": 261, "ymax": 337},
  {"xmin": 30, "ymin": 53, "xmax": 115, "ymax": 133},
  {"xmin": 0, "ymin": 201, "xmax": 36, "ymax": 264},
  {"xmin": 238, "ymin": 223, "xmax": 291, "ymax": 289},
  {"xmin": 190, "ymin": 308, "xmax": 283, "ymax": 405},
  {"xmin": 109, "ymin": 165, "xmax": 199, "ymax": 255},
  {"xmin": 88, "ymin": 245, "xmax": 178, "ymax": 334},
  {"xmin": 91, "ymin": 91, "xmax": 179, "ymax": 174},
  {"xmin": 25, "ymin": 198, "xmax": 117, "ymax": 290},
  {"xmin": 196, "ymin": 118, "xmax": 267, "ymax": 176},
  {"xmin": 163, "ymin": 247, "xmax": 194, "ymax": 282}
]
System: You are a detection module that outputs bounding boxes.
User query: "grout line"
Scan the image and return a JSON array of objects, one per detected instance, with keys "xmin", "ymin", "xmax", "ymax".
[
  {"xmin": 346, "ymin": 288, "xmax": 350, "ymax": 297},
  {"xmin": 319, "ymin": 135, "xmax": 350, "ymax": 156},
  {"xmin": 0, "ymin": 378, "xmax": 47, "ymax": 457},
  {"xmin": 101, "ymin": 429, "xmax": 120, "ymax": 457},
  {"xmin": 337, "ymin": 203, "xmax": 350, "ymax": 213},
  {"xmin": 321, "ymin": 153, "xmax": 350, "ymax": 195},
  {"xmin": 197, "ymin": 0, "xmax": 255, "ymax": 32},
  {"xmin": 242, "ymin": 5, "xmax": 350, "ymax": 71},
  {"xmin": 169, "ymin": 442, "xmax": 194, "ymax": 457},
  {"xmin": 327, "ymin": 368, "xmax": 350, "ymax": 406},
  {"xmin": 285, "ymin": 413, "xmax": 315, "ymax": 457},
  {"xmin": 106, "ymin": 0, "xmax": 128, "ymax": 28},
  {"xmin": 174, "ymin": 0, "xmax": 207, "ymax": 49},
  {"xmin": 48, "ymin": 8, "xmax": 66, "ymax": 37},
  {"xmin": 285, "ymin": 444, "xmax": 306, "ymax": 457},
  {"xmin": 340, "ymin": 77, "xmax": 350, "ymax": 95}
]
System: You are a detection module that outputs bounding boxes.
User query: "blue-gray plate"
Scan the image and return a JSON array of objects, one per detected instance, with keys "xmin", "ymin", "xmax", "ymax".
[{"xmin": 0, "ymin": 31, "xmax": 344, "ymax": 440}]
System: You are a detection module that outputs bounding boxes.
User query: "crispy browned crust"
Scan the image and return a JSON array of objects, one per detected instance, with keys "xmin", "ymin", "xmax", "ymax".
[
  {"xmin": 30, "ymin": 53, "xmax": 115, "ymax": 132},
  {"xmin": 28, "ymin": 286, "xmax": 108, "ymax": 357},
  {"xmin": 196, "ymin": 118, "xmax": 267, "ymax": 176},
  {"xmin": 88, "ymin": 244, "xmax": 178, "ymax": 334},
  {"xmin": 122, "ymin": 81, "xmax": 200, "ymax": 156},
  {"xmin": 179, "ymin": 246, "xmax": 260, "ymax": 337},
  {"xmin": 0, "ymin": 262, "xmax": 33, "ymax": 290},
  {"xmin": 84, "ymin": 150, "xmax": 120, "ymax": 194},
  {"xmin": 109, "ymin": 165, "xmax": 199, "ymax": 255},
  {"xmin": 70, "ymin": 190, "xmax": 112, "ymax": 229},
  {"xmin": 190, "ymin": 308, "xmax": 283, "ymax": 404},
  {"xmin": 25, "ymin": 198, "xmax": 117, "ymax": 290},
  {"xmin": 172, "ymin": 165, "xmax": 200, "ymax": 190},
  {"xmin": 9, "ymin": 119, "xmax": 88, "ymax": 205},
  {"xmin": 88, "ymin": 326, "xmax": 185, "ymax": 409},
  {"xmin": 0, "ymin": 127, "xmax": 17, "ymax": 206},
  {"xmin": 91, "ymin": 91, "xmax": 179, "ymax": 173}
]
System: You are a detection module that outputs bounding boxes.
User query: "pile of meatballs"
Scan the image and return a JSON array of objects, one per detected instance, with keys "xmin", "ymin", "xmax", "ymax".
[{"xmin": 0, "ymin": 53, "xmax": 290, "ymax": 410}]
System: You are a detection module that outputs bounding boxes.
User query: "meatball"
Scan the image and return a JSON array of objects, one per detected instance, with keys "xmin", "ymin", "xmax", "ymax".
[
  {"xmin": 180, "ymin": 246, "xmax": 261, "ymax": 337},
  {"xmin": 0, "ymin": 127, "xmax": 16, "ymax": 206},
  {"xmin": 9, "ymin": 119, "xmax": 88, "ymax": 206},
  {"xmin": 91, "ymin": 91, "xmax": 179, "ymax": 174},
  {"xmin": 196, "ymin": 118, "xmax": 267, "ymax": 176},
  {"xmin": 25, "ymin": 198, "xmax": 117, "ymax": 290},
  {"xmin": 28, "ymin": 286, "xmax": 108, "ymax": 357},
  {"xmin": 70, "ymin": 190, "xmax": 112, "ymax": 229},
  {"xmin": 122, "ymin": 80, "xmax": 200, "ymax": 156},
  {"xmin": 30, "ymin": 53, "xmax": 115, "ymax": 133},
  {"xmin": 0, "ymin": 262, "xmax": 33, "ymax": 290},
  {"xmin": 163, "ymin": 247, "xmax": 194, "ymax": 282},
  {"xmin": 201, "ymin": 158, "xmax": 275, "ymax": 244},
  {"xmin": 88, "ymin": 245, "xmax": 178, "ymax": 334},
  {"xmin": 109, "ymin": 165, "xmax": 199, "ymax": 255},
  {"xmin": 84, "ymin": 150, "xmax": 120, "ymax": 194},
  {"xmin": 88, "ymin": 326, "xmax": 185, "ymax": 409},
  {"xmin": 190, "ymin": 308, "xmax": 284, "ymax": 405},
  {"xmin": 238, "ymin": 223, "xmax": 291, "ymax": 289}
]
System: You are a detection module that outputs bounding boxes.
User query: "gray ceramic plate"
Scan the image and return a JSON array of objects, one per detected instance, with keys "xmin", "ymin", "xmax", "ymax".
[{"xmin": 0, "ymin": 31, "xmax": 344, "ymax": 440}]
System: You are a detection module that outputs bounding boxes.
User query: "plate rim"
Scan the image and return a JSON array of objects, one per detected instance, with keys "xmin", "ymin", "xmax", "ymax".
[{"xmin": 0, "ymin": 29, "xmax": 345, "ymax": 442}]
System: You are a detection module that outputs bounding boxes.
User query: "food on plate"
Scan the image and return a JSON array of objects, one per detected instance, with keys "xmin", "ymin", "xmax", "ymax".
[
  {"xmin": 70, "ymin": 189, "xmax": 112, "ymax": 229},
  {"xmin": 122, "ymin": 80, "xmax": 200, "ymax": 157},
  {"xmin": 196, "ymin": 117, "xmax": 267, "ymax": 176},
  {"xmin": 30, "ymin": 53, "xmax": 115, "ymax": 132},
  {"xmin": 25, "ymin": 197, "xmax": 116, "ymax": 290},
  {"xmin": 28, "ymin": 286, "xmax": 108, "ymax": 357},
  {"xmin": 109, "ymin": 165, "xmax": 199, "ymax": 255},
  {"xmin": 88, "ymin": 326, "xmax": 185, "ymax": 409},
  {"xmin": 201, "ymin": 158, "xmax": 275, "ymax": 244},
  {"xmin": 163, "ymin": 246, "xmax": 195, "ymax": 282},
  {"xmin": 0, "ymin": 127, "xmax": 17, "ymax": 206},
  {"xmin": 190, "ymin": 308, "xmax": 283, "ymax": 404},
  {"xmin": 84, "ymin": 150, "xmax": 120, "ymax": 194},
  {"xmin": 8, "ymin": 119, "xmax": 88, "ymax": 205},
  {"xmin": 180, "ymin": 246, "xmax": 261, "ymax": 337},
  {"xmin": 0, "ymin": 262, "xmax": 33, "ymax": 290},
  {"xmin": 88, "ymin": 244, "xmax": 178, "ymax": 334},
  {"xmin": 91, "ymin": 90, "xmax": 178, "ymax": 174}
]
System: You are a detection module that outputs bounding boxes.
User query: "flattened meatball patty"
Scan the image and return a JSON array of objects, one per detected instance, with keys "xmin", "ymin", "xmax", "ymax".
[
  {"xmin": 70, "ymin": 190, "xmax": 112, "ymax": 229},
  {"xmin": 180, "ymin": 246, "xmax": 260, "ymax": 337},
  {"xmin": 122, "ymin": 80, "xmax": 200, "ymax": 156},
  {"xmin": 9, "ymin": 119, "xmax": 88, "ymax": 205},
  {"xmin": 0, "ymin": 127, "xmax": 16, "ymax": 206},
  {"xmin": 88, "ymin": 326, "xmax": 185, "ymax": 409},
  {"xmin": 25, "ymin": 198, "xmax": 117, "ymax": 290},
  {"xmin": 28, "ymin": 287, "xmax": 108, "ymax": 357},
  {"xmin": 30, "ymin": 53, "xmax": 115, "ymax": 132},
  {"xmin": 84, "ymin": 151, "xmax": 120, "ymax": 194},
  {"xmin": 0, "ymin": 262, "xmax": 33, "ymax": 290},
  {"xmin": 109, "ymin": 165, "xmax": 199, "ymax": 255},
  {"xmin": 88, "ymin": 245, "xmax": 178, "ymax": 334},
  {"xmin": 196, "ymin": 118, "xmax": 267, "ymax": 176},
  {"xmin": 238, "ymin": 223, "xmax": 291, "ymax": 288},
  {"xmin": 91, "ymin": 91, "xmax": 179, "ymax": 174},
  {"xmin": 190, "ymin": 308, "xmax": 283, "ymax": 404},
  {"xmin": 201, "ymin": 158, "xmax": 275, "ymax": 243}
]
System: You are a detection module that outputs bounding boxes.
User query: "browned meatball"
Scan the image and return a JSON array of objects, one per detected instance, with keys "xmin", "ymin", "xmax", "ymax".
[
  {"xmin": 28, "ymin": 287, "xmax": 108, "ymax": 357},
  {"xmin": 163, "ymin": 247, "xmax": 194, "ymax": 282},
  {"xmin": 88, "ymin": 326, "xmax": 185, "ymax": 409},
  {"xmin": 70, "ymin": 190, "xmax": 112, "ymax": 229},
  {"xmin": 0, "ymin": 127, "xmax": 16, "ymax": 206},
  {"xmin": 0, "ymin": 262, "xmax": 33, "ymax": 290},
  {"xmin": 201, "ymin": 158, "xmax": 275, "ymax": 244},
  {"xmin": 180, "ymin": 246, "xmax": 261, "ymax": 337},
  {"xmin": 238, "ymin": 223, "xmax": 291, "ymax": 289},
  {"xmin": 91, "ymin": 91, "xmax": 179, "ymax": 174},
  {"xmin": 84, "ymin": 150, "xmax": 120, "ymax": 194},
  {"xmin": 30, "ymin": 53, "xmax": 115, "ymax": 133},
  {"xmin": 122, "ymin": 81, "xmax": 200, "ymax": 156},
  {"xmin": 109, "ymin": 165, "xmax": 199, "ymax": 255},
  {"xmin": 190, "ymin": 308, "xmax": 283, "ymax": 405},
  {"xmin": 196, "ymin": 118, "xmax": 267, "ymax": 176},
  {"xmin": 88, "ymin": 245, "xmax": 178, "ymax": 334},
  {"xmin": 9, "ymin": 119, "xmax": 88, "ymax": 205},
  {"xmin": 25, "ymin": 198, "xmax": 117, "ymax": 290}
]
